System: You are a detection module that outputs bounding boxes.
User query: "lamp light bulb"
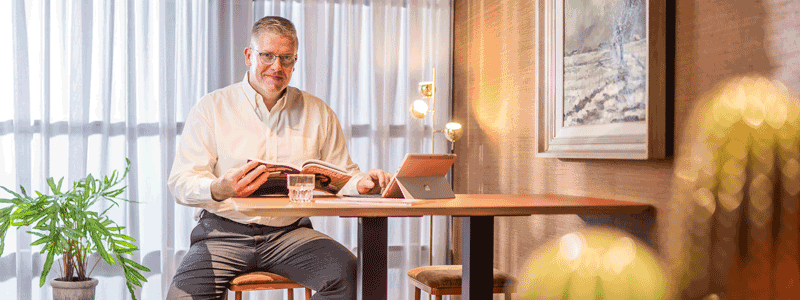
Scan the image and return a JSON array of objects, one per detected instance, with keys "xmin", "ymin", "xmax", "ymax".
[{"xmin": 411, "ymin": 100, "xmax": 429, "ymax": 119}]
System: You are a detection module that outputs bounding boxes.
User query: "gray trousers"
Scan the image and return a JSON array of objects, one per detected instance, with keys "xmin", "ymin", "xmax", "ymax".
[{"xmin": 166, "ymin": 211, "xmax": 357, "ymax": 300}]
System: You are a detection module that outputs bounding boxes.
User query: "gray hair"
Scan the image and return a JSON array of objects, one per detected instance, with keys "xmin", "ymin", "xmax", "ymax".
[{"xmin": 251, "ymin": 16, "xmax": 298, "ymax": 51}]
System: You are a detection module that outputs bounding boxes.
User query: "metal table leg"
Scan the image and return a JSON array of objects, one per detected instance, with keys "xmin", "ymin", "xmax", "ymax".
[
  {"xmin": 358, "ymin": 217, "xmax": 388, "ymax": 300},
  {"xmin": 462, "ymin": 216, "xmax": 494, "ymax": 300}
]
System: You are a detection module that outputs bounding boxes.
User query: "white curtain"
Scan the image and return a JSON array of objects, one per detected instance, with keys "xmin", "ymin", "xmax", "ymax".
[{"xmin": 0, "ymin": 0, "xmax": 452, "ymax": 299}]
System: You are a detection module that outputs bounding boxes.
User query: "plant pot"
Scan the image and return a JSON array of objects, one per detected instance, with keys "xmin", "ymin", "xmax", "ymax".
[{"xmin": 50, "ymin": 278, "xmax": 99, "ymax": 300}]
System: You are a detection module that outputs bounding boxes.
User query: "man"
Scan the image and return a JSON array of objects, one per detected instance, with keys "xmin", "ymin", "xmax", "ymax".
[{"xmin": 166, "ymin": 16, "xmax": 391, "ymax": 300}]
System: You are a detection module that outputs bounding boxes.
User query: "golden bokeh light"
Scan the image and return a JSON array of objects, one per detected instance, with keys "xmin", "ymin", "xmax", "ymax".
[
  {"xmin": 669, "ymin": 75, "xmax": 800, "ymax": 298},
  {"xmin": 518, "ymin": 228, "xmax": 668, "ymax": 300}
]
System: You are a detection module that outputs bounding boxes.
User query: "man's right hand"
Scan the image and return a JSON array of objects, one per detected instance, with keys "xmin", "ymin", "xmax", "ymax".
[{"xmin": 210, "ymin": 160, "xmax": 270, "ymax": 201}]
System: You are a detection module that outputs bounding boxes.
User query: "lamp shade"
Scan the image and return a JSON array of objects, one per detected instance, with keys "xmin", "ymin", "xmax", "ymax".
[
  {"xmin": 444, "ymin": 122, "xmax": 463, "ymax": 142},
  {"xmin": 419, "ymin": 81, "xmax": 434, "ymax": 98},
  {"xmin": 411, "ymin": 99, "xmax": 429, "ymax": 119}
]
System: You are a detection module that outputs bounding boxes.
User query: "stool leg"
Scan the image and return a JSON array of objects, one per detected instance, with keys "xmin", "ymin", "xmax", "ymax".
[
  {"xmin": 305, "ymin": 288, "xmax": 312, "ymax": 299},
  {"xmin": 287, "ymin": 288, "xmax": 294, "ymax": 300},
  {"xmin": 235, "ymin": 291, "xmax": 242, "ymax": 300},
  {"xmin": 414, "ymin": 288, "xmax": 421, "ymax": 300}
]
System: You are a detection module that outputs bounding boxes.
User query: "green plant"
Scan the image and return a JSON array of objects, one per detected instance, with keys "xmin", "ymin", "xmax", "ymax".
[{"xmin": 0, "ymin": 159, "xmax": 150, "ymax": 300}]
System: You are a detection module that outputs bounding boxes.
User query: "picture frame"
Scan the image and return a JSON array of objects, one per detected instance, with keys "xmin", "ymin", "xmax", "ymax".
[{"xmin": 536, "ymin": 0, "xmax": 667, "ymax": 159}]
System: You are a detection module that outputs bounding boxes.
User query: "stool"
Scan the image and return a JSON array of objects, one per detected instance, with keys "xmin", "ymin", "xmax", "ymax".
[
  {"xmin": 228, "ymin": 272, "xmax": 313, "ymax": 300},
  {"xmin": 407, "ymin": 265, "xmax": 516, "ymax": 300}
]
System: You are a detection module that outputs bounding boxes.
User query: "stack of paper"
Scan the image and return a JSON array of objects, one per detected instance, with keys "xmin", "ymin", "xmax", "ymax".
[{"xmin": 314, "ymin": 197, "xmax": 419, "ymax": 206}]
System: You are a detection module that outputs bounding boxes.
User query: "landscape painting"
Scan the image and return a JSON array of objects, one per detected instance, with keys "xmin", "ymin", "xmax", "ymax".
[
  {"xmin": 562, "ymin": 0, "xmax": 647, "ymax": 127},
  {"xmin": 537, "ymin": 0, "xmax": 666, "ymax": 159}
]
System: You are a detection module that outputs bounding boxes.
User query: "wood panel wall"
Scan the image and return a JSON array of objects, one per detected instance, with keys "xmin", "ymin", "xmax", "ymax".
[{"xmin": 451, "ymin": 0, "xmax": 800, "ymax": 297}]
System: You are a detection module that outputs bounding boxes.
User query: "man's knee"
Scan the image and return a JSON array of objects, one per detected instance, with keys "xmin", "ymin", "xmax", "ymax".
[
  {"xmin": 319, "ymin": 241, "xmax": 357, "ymax": 282},
  {"xmin": 334, "ymin": 251, "xmax": 357, "ymax": 284},
  {"xmin": 315, "ymin": 250, "xmax": 357, "ymax": 298},
  {"xmin": 166, "ymin": 241, "xmax": 242, "ymax": 300},
  {"xmin": 300, "ymin": 239, "xmax": 357, "ymax": 294}
]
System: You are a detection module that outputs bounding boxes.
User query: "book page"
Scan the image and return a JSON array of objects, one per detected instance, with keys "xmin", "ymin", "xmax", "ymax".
[
  {"xmin": 248, "ymin": 158, "xmax": 352, "ymax": 195},
  {"xmin": 301, "ymin": 159, "xmax": 347, "ymax": 174},
  {"xmin": 300, "ymin": 164, "xmax": 351, "ymax": 194}
]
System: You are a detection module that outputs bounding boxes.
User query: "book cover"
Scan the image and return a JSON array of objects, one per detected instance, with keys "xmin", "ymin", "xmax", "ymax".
[{"xmin": 248, "ymin": 158, "xmax": 353, "ymax": 195}]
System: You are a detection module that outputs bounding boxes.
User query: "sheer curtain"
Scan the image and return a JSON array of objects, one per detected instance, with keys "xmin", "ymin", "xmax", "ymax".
[{"xmin": 0, "ymin": 0, "xmax": 452, "ymax": 299}]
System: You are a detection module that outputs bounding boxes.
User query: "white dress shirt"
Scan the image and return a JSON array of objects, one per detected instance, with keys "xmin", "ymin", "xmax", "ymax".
[{"xmin": 168, "ymin": 73, "xmax": 365, "ymax": 226}]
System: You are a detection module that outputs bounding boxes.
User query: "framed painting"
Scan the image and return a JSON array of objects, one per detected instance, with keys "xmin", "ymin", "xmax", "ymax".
[{"xmin": 536, "ymin": 0, "xmax": 667, "ymax": 159}]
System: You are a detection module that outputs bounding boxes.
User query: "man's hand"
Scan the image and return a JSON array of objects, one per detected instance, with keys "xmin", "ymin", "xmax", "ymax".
[
  {"xmin": 357, "ymin": 169, "xmax": 393, "ymax": 194},
  {"xmin": 210, "ymin": 161, "xmax": 270, "ymax": 201}
]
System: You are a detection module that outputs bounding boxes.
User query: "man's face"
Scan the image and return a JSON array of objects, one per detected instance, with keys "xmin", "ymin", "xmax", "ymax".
[{"xmin": 245, "ymin": 32, "xmax": 296, "ymax": 96}]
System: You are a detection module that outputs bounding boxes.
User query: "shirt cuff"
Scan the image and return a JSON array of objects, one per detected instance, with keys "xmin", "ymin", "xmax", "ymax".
[
  {"xmin": 339, "ymin": 173, "xmax": 365, "ymax": 195},
  {"xmin": 199, "ymin": 177, "xmax": 215, "ymax": 201}
]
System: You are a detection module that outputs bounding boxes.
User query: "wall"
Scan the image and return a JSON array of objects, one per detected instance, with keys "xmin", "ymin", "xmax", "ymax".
[{"xmin": 451, "ymin": 0, "xmax": 800, "ymax": 296}]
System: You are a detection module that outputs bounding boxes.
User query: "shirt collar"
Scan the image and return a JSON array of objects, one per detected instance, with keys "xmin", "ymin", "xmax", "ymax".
[
  {"xmin": 243, "ymin": 72, "xmax": 288, "ymax": 113},
  {"xmin": 242, "ymin": 72, "xmax": 259, "ymax": 111}
]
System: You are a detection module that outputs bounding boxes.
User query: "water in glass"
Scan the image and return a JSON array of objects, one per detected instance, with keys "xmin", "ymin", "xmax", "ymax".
[{"xmin": 287, "ymin": 174, "xmax": 315, "ymax": 202}]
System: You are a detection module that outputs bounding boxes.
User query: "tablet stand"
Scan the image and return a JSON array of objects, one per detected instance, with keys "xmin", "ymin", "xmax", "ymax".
[{"xmin": 394, "ymin": 176, "xmax": 455, "ymax": 199}]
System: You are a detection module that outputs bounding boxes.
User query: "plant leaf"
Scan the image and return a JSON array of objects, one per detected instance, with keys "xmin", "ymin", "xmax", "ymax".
[
  {"xmin": 90, "ymin": 219, "xmax": 112, "ymax": 236},
  {"xmin": 114, "ymin": 240, "xmax": 138, "ymax": 251},
  {"xmin": 40, "ymin": 250, "xmax": 56, "ymax": 287},
  {"xmin": 89, "ymin": 230, "xmax": 114, "ymax": 264},
  {"xmin": 0, "ymin": 215, "xmax": 10, "ymax": 257},
  {"xmin": 113, "ymin": 233, "xmax": 135, "ymax": 241},
  {"xmin": 122, "ymin": 257, "xmax": 151, "ymax": 273},
  {"xmin": 46, "ymin": 177, "xmax": 60, "ymax": 195},
  {"xmin": 105, "ymin": 226, "xmax": 124, "ymax": 232},
  {"xmin": 1, "ymin": 186, "xmax": 23, "ymax": 200},
  {"xmin": 63, "ymin": 228, "xmax": 83, "ymax": 240},
  {"xmin": 26, "ymin": 231, "xmax": 48, "ymax": 238},
  {"xmin": 29, "ymin": 235, "xmax": 50, "ymax": 246},
  {"xmin": 125, "ymin": 282, "xmax": 139, "ymax": 300}
]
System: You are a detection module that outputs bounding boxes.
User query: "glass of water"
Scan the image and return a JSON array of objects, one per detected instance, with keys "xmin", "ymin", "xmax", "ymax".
[{"xmin": 287, "ymin": 174, "xmax": 315, "ymax": 202}]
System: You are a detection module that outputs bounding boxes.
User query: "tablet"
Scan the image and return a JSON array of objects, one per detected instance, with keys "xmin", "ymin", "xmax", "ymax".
[{"xmin": 381, "ymin": 153, "xmax": 457, "ymax": 198}]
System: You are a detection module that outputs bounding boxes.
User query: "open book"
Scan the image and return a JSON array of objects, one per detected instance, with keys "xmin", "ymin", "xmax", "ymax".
[{"xmin": 248, "ymin": 158, "xmax": 352, "ymax": 195}]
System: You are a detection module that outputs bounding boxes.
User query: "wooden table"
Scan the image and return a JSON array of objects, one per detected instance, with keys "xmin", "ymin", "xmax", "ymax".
[{"xmin": 232, "ymin": 194, "xmax": 652, "ymax": 300}]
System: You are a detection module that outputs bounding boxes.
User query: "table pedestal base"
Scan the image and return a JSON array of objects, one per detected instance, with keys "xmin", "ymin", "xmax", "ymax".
[
  {"xmin": 462, "ymin": 216, "xmax": 494, "ymax": 300},
  {"xmin": 358, "ymin": 217, "xmax": 388, "ymax": 300}
]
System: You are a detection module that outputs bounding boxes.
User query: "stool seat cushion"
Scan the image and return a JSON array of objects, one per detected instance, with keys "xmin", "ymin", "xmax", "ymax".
[
  {"xmin": 230, "ymin": 272, "xmax": 296, "ymax": 286},
  {"xmin": 406, "ymin": 265, "xmax": 515, "ymax": 289}
]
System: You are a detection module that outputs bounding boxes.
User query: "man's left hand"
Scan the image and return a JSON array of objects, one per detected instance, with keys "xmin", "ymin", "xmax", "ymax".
[{"xmin": 357, "ymin": 169, "xmax": 393, "ymax": 194}]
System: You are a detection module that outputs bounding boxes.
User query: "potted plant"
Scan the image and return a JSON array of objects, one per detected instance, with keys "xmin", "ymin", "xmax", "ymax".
[{"xmin": 0, "ymin": 159, "xmax": 150, "ymax": 300}]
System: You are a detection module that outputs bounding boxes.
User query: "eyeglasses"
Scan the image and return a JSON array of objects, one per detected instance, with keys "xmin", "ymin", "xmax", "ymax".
[{"xmin": 253, "ymin": 50, "xmax": 297, "ymax": 67}]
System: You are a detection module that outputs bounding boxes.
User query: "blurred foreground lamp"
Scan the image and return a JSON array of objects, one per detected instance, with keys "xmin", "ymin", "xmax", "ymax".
[
  {"xmin": 669, "ymin": 76, "xmax": 800, "ymax": 298},
  {"xmin": 410, "ymin": 68, "xmax": 463, "ymax": 152},
  {"xmin": 518, "ymin": 228, "xmax": 669, "ymax": 300}
]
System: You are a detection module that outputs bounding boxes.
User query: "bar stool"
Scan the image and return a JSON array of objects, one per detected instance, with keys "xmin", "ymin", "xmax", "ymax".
[
  {"xmin": 228, "ymin": 271, "xmax": 313, "ymax": 300},
  {"xmin": 407, "ymin": 265, "xmax": 516, "ymax": 300}
]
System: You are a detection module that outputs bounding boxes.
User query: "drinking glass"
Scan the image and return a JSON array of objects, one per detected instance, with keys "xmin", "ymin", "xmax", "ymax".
[{"xmin": 287, "ymin": 174, "xmax": 315, "ymax": 202}]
